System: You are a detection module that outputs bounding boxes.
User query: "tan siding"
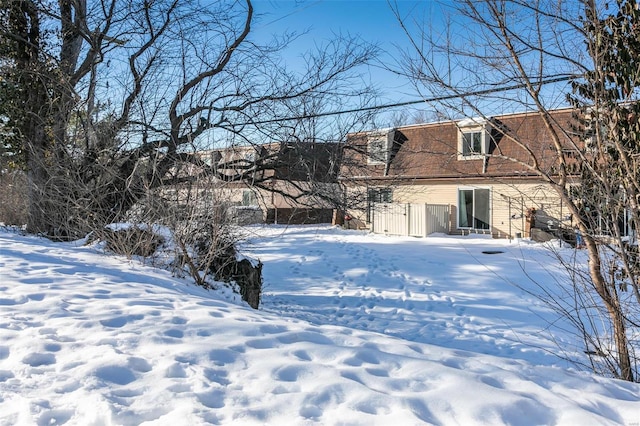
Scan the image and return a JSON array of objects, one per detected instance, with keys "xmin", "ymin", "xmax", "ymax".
[{"xmin": 348, "ymin": 181, "xmax": 567, "ymax": 238}]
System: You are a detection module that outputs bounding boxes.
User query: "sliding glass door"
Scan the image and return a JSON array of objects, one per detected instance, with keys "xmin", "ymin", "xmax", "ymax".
[{"xmin": 458, "ymin": 188, "xmax": 490, "ymax": 230}]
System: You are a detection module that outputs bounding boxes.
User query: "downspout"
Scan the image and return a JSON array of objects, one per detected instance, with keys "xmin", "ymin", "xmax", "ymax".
[
  {"xmin": 508, "ymin": 197, "xmax": 512, "ymax": 239},
  {"xmin": 521, "ymin": 197, "xmax": 525, "ymax": 237}
]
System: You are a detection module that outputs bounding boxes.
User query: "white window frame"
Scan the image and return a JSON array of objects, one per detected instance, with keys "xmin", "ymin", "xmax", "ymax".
[
  {"xmin": 367, "ymin": 131, "xmax": 392, "ymax": 165},
  {"xmin": 458, "ymin": 119, "xmax": 490, "ymax": 160}
]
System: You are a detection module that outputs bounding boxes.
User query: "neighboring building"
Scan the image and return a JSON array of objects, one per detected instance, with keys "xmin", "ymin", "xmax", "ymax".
[
  {"xmin": 196, "ymin": 141, "xmax": 343, "ymax": 224},
  {"xmin": 341, "ymin": 108, "xmax": 586, "ymax": 239}
]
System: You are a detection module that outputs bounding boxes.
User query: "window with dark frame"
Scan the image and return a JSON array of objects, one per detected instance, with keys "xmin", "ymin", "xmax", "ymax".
[{"xmin": 366, "ymin": 187, "xmax": 393, "ymax": 222}]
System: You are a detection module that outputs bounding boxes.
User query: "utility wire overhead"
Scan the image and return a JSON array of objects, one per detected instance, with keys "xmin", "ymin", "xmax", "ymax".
[{"xmin": 240, "ymin": 75, "xmax": 576, "ymax": 126}]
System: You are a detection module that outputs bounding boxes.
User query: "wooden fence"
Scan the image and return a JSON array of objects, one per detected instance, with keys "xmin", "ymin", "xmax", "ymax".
[{"xmin": 371, "ymin": 203, "xmax": 450, "ymax": 237}]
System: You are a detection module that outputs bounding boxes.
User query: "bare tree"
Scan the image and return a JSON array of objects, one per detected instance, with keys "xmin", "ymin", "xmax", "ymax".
[
  {"xmin": 392, "ymin": 0, "xmax": 638, "ymax": 381},
  {"xmin": 0, "ymin": 0, "xmax": 378, "ymax": 309},
  {"xmin": 0, "ymin": 0, "xmax": 377, "ymax": 239}
]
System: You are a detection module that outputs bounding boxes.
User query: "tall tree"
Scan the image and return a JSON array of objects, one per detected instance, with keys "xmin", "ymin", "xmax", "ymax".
[
  {"xmin": 393, "ymin": 0, "xmax": 639, "ymax": 381},
  {"xmin": 568, "ymin": 0, "xmax": 640, "ymax": 381},
  {"xmin": 0, "ymin": 0, "xmax": 376, "ymax": 238}
]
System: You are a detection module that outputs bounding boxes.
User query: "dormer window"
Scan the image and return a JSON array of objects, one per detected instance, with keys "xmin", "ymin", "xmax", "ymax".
[
  {"xmin": 367, "ymin": 130, "xmax": 393, "ymax": 165},
  {"xmin": 462, "ymin": 130, "xmax": 483, "ymax": 156},
  {"xmin": 458, "ymin": 118, "xmax": 490, "ymax": 160}
]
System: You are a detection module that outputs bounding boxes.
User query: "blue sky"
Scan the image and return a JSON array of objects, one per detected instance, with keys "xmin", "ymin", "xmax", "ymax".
[
  {"xmin": 249, "ymin": 0, "xmax": 442, "ymax": 124},
  {"xmin": 246, "ymin": 1, "xmax": 578, "ymax": 126}
]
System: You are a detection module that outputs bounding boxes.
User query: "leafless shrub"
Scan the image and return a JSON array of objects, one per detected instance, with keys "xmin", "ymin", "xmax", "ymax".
[{"xmin": 96, "ymin": 227, "xmax": 165, "ymax": 258}]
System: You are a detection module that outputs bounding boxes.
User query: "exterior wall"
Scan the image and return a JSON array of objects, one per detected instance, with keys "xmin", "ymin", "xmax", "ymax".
[
  {"xmin": 242, "ymin": 181, "xmax": 339, "ymax": 209},
  {"xmin": 341, "ymin": 108, "xmax": 581, "ymax": 237},
  {"xmin": 231, "ymin": 180, "xmax": 340, "ymax": 224},
  {"xmin": 489, "ymin": 182, "xmax": 568, "ymax": 238},
  {"xmin": 162, "ymin": 178, "xmax": 339, "ymax": 225},
  {"xmin": 193, "ymin": 141, "xmax": 343, "ymax": 225},
  {"xmin": 347, "ymin": 180, "xmax": 569, "ymax": 238}
]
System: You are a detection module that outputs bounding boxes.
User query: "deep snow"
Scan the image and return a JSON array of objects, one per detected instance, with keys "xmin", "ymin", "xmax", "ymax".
[{"xmin": 0, "ymin": 225, "xmax": 638, "ymax": 425}]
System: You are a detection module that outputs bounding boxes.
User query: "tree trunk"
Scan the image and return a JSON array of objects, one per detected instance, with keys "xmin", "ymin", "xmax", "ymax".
[
  {"xmin": 584, "ymin": 236, "xmax": 634, "ymax": 381},
  {"xmin": 26, "ymin": 153, "xmax": 49, "ymax": 235}
]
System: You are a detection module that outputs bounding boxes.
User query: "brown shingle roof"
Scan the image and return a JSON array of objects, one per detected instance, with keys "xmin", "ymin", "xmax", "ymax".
[{"xmin": 344, "ymin": 108, "xmax": 579, "ymax": 181}]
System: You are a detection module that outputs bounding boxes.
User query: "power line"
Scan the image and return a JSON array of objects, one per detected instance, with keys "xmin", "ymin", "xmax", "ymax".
[{"xmin": 240, "ymin": 75, "xmax": 575, "ymax": 126}]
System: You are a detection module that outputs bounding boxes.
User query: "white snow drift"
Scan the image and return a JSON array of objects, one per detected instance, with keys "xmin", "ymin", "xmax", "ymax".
[{"xmin": 0, "ymin": 225, "xmax": 638, "ymax": 425}]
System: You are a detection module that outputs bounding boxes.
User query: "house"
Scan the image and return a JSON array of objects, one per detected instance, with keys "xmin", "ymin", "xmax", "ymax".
[
  {"xmin": 340, "ymin": 108, "xmax": 586, "ymax": 239},
  {"xmin": 195, "ymin": 141, "xmax": 343, "ymax": 224}
]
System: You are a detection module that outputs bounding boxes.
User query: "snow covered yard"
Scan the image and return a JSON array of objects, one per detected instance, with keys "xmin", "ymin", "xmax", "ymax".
[{"xmin": 0, "ymin": 225, "xmax": 638, "ymax": 425}]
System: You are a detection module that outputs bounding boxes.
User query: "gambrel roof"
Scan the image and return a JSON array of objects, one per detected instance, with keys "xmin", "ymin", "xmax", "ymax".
[{"xmin": 343, "ymin": 108, "xmax": 580, "ymax": 182}]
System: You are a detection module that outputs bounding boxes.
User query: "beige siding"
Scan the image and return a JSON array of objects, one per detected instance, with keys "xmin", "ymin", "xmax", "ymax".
[
  {"xmin": 490, "ymin": 183, "xmax": 567, "ymax": 238},
  {"xmin": 348, "ymin": 181, "xmax": 567, "ymax": 238}
]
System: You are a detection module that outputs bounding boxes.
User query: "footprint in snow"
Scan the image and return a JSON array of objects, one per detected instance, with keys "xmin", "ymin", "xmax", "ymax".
[
  {"xmin": 99, "ymin": 314, "xmax": 143, "ymax": 328},
  {"xmin": 208, "ymin": 349, "xmax": 240, "ymax": 366},
  {"xmin": 0, "ymin": 370, "xmax": 14, "ymax": 382},
  {"xmin": 365, "ymin": 367, "xmax": 389, "ymax": 377},
  {"xmin": 356, "ymin": 398, "xmax": 391, "ymax": 415},
  {"xmin": 204, "ymin": 368, "xmax": 230, "ymax": 386},
  {"xmin": 273, "ymin": 364, "xmax": 310, "ymax": 382},
  {"xmin": 258, "ymin": 324, "xmax": 288, "ymax": 334},
  {"xmin": 246, "ymin": 338, "xmax": 278, "ymax": 349},
  {"xmin": 196, "ymin": 389, "xmax": 225, "ymax": 409},
  {"xmin": 27, "ymin": 293, "xmax": 45, "ymax": 301},
  {"xmin": 22, "ymin": 352, "xmax": 56, "ymax": 367},
  {"xmin": 0, "ymin": 297, "xmax": 27, "ymax": 306},
  {"xmin": 455, "ymin": 306, "xmax": 466, "ymax": 315},
  {"xmin": 163, "ymin": 329, "xmax": 184, "ymax": 339},
  {"xmin": 94, "ymin": 365, "xmax": 137, "ymax": 385},
  {"xmin": 43, "ymin": 343, "xmax": 61, "ymax": 352},
  {"xmin": 292, "ymin": 349, "xmax": 313, "ymax": 361}
]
